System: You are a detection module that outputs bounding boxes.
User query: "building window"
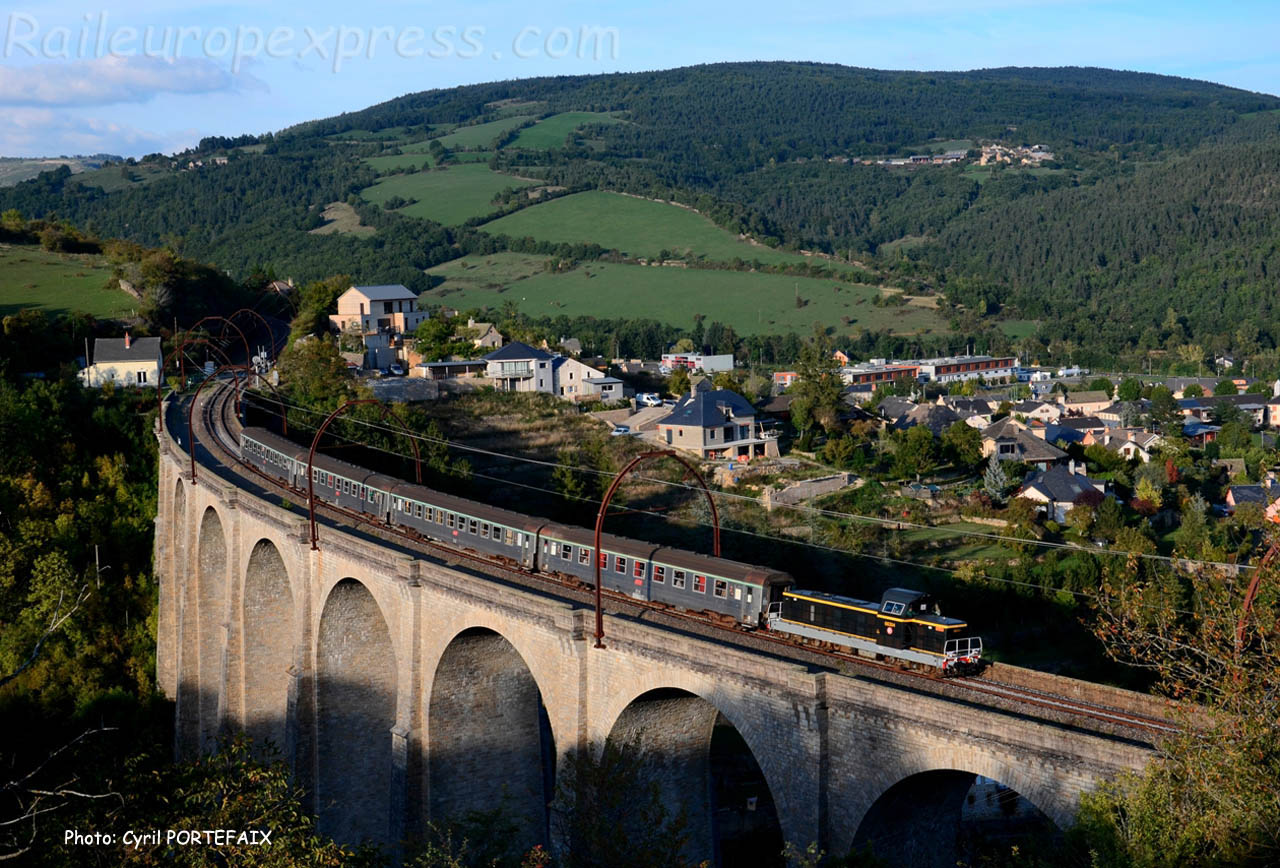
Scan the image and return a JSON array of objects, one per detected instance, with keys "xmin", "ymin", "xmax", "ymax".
[
  {"xmin": 693, "ymin": 575, "xmax": 707, "ymax": 594},
  {"xmin": 136, "ymin": 370, "xmax": 148, "ymax": 384},
  {"xmin": 713, "ymin": 579, "xmax": 727, "ymax": 598},
  {"xmin": 672, "ymin": 569, "xmax": 686, "ymax": 589}
]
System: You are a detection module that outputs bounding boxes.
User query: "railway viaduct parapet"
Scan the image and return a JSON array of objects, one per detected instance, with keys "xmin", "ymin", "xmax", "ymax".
[{"xmin": 154, "ymin": 416, "xmax": 1157, "ymax": 862}]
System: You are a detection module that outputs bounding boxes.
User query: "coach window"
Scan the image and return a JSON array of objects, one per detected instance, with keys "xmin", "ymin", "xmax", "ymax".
[
  {"xmin": 634, "ymin": 561, "xmax": 645, "ymax": 578},
  {"xmin": 561, "ymin": 543, "xmax": 572, "ymax": 560},
  {"xmin": 578, "ymin": 548, "xmax": 589, "ymax": 565},
  {"xmin": 599, "ymin": 552, "xmax": 607, "ymax": 569},
  {"xmin": 615, "ymin": 556, "xmax": 627, "ymax": 574},
  {"xmin": 694, "ymin": 575, "xmax": 707, "ymax": 593},
  {"xmin": 447, "ymin": 513, "xmax": 456, "ymax": 529},
  {"xmin": 436, "ymin": 510, "xmax": 444, "ymax": 524},
  {"xmin": 713, "ymin": 579, "xmax": 727, "ymax": 598},
  {"xmin": 653, "ymin": 565, "xmax": 665, "ymax": 583},
  {"xmin": 733, "ymin": 586, "xmax": 742, "ymax": 600},
  {"xmin": 516, "ymin": 532, "xmax": 525, "ymax": 546},
  {"xmin": 468, "ymin": 518, "xmax": 478, "ymax": 534},
  {"xmin": 672, "ymin": 569, "xmax": 686, "ymax": 589},
  {"xmin": 505, "ymin": 528, "xmax": 515, "ymax": 545}
]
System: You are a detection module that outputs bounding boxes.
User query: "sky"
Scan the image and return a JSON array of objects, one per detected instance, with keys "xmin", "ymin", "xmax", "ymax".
[{"xmin": 2, "ymin": 0, "xmax": 1280, "ymax": 157}]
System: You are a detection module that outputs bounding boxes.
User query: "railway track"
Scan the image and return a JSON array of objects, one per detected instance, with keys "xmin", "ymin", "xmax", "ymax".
[{"xmin": 185, "ymin": 380, "xmax": 1178, "ymax": 742}]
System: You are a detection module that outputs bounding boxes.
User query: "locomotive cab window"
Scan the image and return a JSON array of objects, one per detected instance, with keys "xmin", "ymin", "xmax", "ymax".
[{"xmin": 882, "ymin": 601, "xmax": 905, "ymax": 616}]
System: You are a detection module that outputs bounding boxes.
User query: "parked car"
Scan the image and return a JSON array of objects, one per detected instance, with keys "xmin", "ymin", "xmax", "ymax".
[
  {"xmin": 637, "ymin": 393, "xmax": 662, "ymax": 407},
  {"xmin": 389, "ymin": 363, "xmax": 405, "ymax": 376},
  {"xmin": 609, "ymin": 425, "xmax": 632, "ymax": 437}
]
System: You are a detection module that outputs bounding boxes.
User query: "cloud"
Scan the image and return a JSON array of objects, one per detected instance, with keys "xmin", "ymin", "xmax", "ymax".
[
  {"xmin": 0, "ymin": 55, "xmax": 263, "ymax": 107},
  {"xmin": 0, "ymin": 107, "xmax": 198, "ymax": 156}
]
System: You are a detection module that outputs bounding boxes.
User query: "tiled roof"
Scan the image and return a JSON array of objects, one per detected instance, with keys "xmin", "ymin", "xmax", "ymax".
[
  {"xmin": 347, "ymin": 284, "xmax": 416, "ymax": 301},
  {"xmin": 92, "ymin": 336, "xmax": 161, "ymax": 363},
  {"xmin": 483, "ymin": 341, "xmax": 553, "ymax": 362},
  {"xmin": 1020, "ymin": 466, "xmax": 1105, "ymax": 503},
  {"xmin": 658, "ymin": 389, "xmax": 755, "ymax": 428}
]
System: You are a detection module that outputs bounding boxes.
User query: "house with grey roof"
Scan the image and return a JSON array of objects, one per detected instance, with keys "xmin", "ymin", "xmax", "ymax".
[
  {"xmin": 328, "ymin": 284, "xmax": 430, "ymax": 337},
  {"xmin": 79, "ymin": 333, "xmax": 162, "ymax": 389},
  {"xmin": 657, "ymin": 384, "xmax": 778, "ymax": 460},
  {"xmin": 1017, "ymin": 464, "xmax": 1107, "ymax": 523},
  {"xmin": 981, "ymin": 417, "xmax": 1067, "ymax": 471},
  {"xmin": 484, "ymin": 342, "xmax": 555, "ymax": 392},
  {"xmin": 893, "ymin": 403, "xmax": 963, "ymax": 436}
]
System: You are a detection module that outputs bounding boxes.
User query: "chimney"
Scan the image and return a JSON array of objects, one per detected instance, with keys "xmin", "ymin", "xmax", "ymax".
[{"xmin": 124, "ymin": 331, "xmax": 131, "ymax": 350}]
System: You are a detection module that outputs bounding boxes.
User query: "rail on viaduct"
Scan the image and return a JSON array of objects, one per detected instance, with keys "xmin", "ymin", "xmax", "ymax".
[{"xmin": 153, "ymin": 413, "xmax": 1158, "ymax": 864}]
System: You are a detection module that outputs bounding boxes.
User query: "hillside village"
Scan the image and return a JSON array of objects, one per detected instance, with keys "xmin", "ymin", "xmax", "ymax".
[{"xmin": 81, "ymin": 279, "xmax": 1280, "ymax": 577}]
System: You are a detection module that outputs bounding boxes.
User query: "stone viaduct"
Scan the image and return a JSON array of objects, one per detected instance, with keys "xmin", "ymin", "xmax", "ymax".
[{"xmin": 154, "ymin": 417, "xmax": 1157, "ymax": 863}]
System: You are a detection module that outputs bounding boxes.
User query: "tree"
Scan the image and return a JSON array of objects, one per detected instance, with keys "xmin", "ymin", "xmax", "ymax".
[
  {"xmin": 414, "ymin": 314, "xmax": 477, "ymax": 362},
  {"xmin": 893, "ymin": 425, "xmax": 937, "ymax": 480},
  {"xmin": 1147, "ymin": 385, "xmax": 1182, "ymax": 435},
  {"xmin": 1213, "ymin": 378, "xmax": 1239, "ymax": 396},
  {"xmin": 1088, "ymin": 377, "xmax": 1115, "ymax": 397},
  {"xmin": 982, "ymin": 454, "xmax": 1009, "ymax": 503},
  {"xmin": 1117, "ymin": 377, "xmax": 1143, "ymax": 402},
  {"xmin": 822, "ymin": 434, "xmax": 857, "ymax": 468},
  {"xmin": 275, "ymin": 335, "xmax": 352, "ymax": 410},
  {"xmin": 552, "ymin": 447, "xmax": 587, "ymax": 504},
  {"xmin": 1078, "ymin": 553, "xmax": 1280, "ymax": 867},
  {"xmin": 46, "ymin": 735, "xmax": 383, "ymax": 867},
  {"xmin": 1182, "ymin": 382, "xmax": 1204, "ymax": 397},
  {"xmin": 941, "ymin": 421, "xmax": 983, "ymax": 471},
  {"xmin": 788, "ymin": 337, "xmax": 844, "ymax": 448},
  {"xmin": 1094, "ymin": 495, "xmax": 1125, "ymax": 539},
  {"xmin": 552, "ymin": 739, "xmax": 696, "ymax": 868},
  {"xmin": 666, "ymin": 367, "xmax": 690, "ymax": 398}
]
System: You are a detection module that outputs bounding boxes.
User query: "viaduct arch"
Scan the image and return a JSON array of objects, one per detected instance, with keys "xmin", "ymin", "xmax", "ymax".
[{"xmin": 155, "ymin": 404, "xmax": 1162, "ymax": 862}]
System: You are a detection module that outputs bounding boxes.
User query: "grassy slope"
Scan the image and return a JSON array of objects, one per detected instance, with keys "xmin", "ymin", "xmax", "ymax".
[
  {"xmin": 424, "ymin": 255, "xmax": 949, "ymax": 336},
  {"xmin": 436, "ymin": 116, "xmax": 535, "ymax": 149},
  {"xmin": 480, "ymin": 190, "xmax": 816, "ymax": 265},
  {"xmin": 360, "ymin": 164, "xmax": 538, "ymax": 225},
  {"xmin": 0, "ymin": 243, "xmax": 133, "ymax": 318},
  {"xmin": 506, "ymin": 111, "xmax": 623, "ymax": 149}
]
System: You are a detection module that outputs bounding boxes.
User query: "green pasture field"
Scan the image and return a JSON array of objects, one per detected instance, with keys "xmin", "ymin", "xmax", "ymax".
[
  {"xmin": 999, "ymin": 320, "xmax": 1040, "ymax": 340},
  {"xmin": 479, "ymin": 190, "xmax": 818, "ymax": 266},
  {"xmin": 73, "ymin": 163, "xmax": 172, "ymax": 192},
  {"xmin": 364, "ymin": 150, "xmax": 495, "ymax": 174},
  {"xmin": 436, "ymin": 116, "xmax": 535, "ymax": 150},
  {"xmin": 0, "ymin": 244, "xmax": 133, "ymax": 318},
  {"xmin": 360, "ymin": 164, "xmax": 539, "ymax": 226},
  {"xmin": 423, "ymin": 258, "xmax": 950, "ymax": 336},
  {"xmin": 506, "ymin": 112, "xmax": 623, "ymax": 149}
]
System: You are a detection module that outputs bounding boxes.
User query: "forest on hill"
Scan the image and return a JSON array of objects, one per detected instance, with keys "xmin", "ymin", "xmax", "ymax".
[{"xmin": 6, "ymin": 62, "xmax": 1280, "ymax": 365}]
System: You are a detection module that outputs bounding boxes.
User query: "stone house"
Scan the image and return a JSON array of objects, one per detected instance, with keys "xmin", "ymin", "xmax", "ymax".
[
  {"xmin": 657, "ymin": 383, "xmax": 779, "ymax": 460},
  {"xmin": 79, "ymin": 334, "xmax": 162, "ymax": 388}
]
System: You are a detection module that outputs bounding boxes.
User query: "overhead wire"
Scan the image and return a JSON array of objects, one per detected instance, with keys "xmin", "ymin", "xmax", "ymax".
[{"xmin": 280, "ymin": 408, "xmax": 1205, "ymax": 615}]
